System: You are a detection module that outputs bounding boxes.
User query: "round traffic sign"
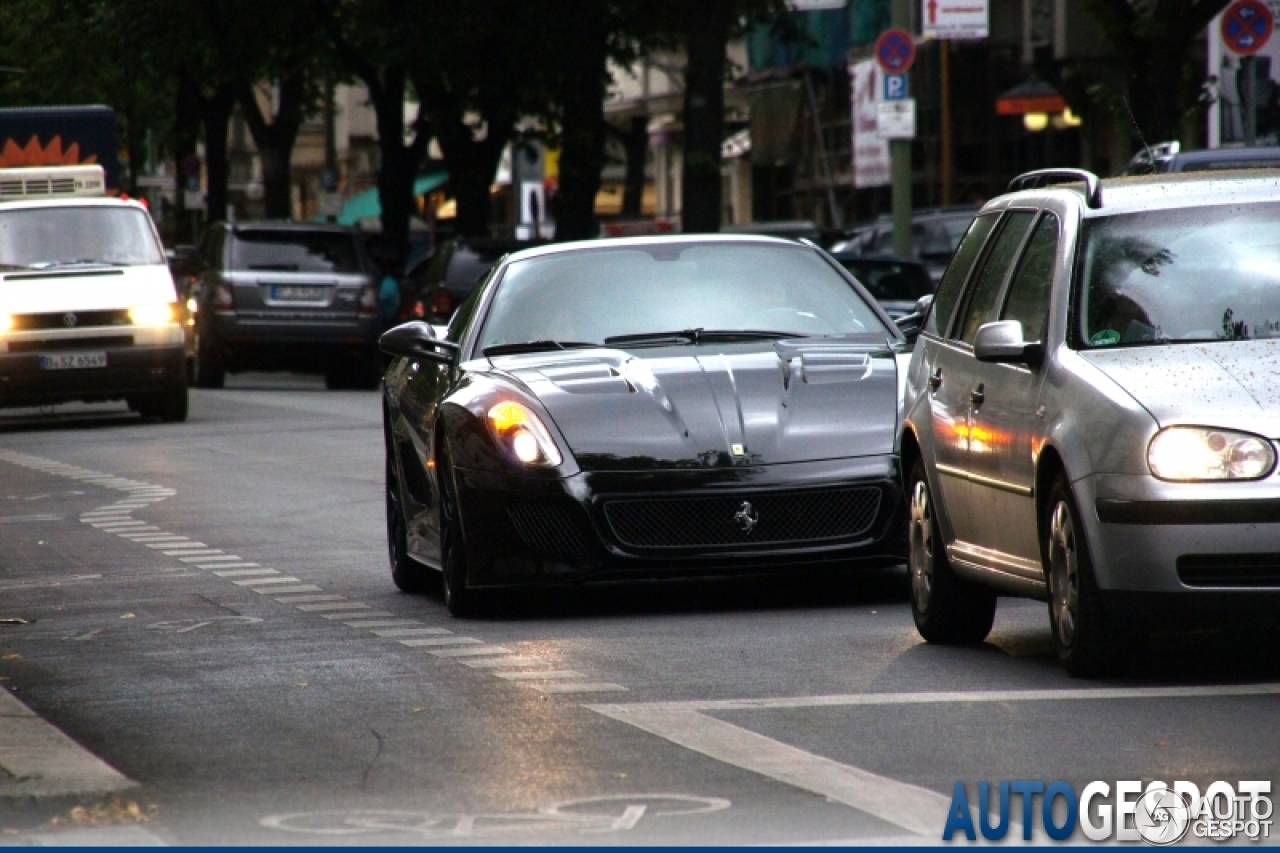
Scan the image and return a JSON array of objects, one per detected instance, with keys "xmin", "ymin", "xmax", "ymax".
[
  {"xmin": 1222, "ymin": 0, "xmax": 1273, "ymax": 56},
  {"xmin": 874, "ymin": 28, "xmax": 916, "ymax": 75}
]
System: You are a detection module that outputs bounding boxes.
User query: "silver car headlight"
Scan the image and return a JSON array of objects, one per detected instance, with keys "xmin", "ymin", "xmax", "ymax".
[
  {"xmin": 487, "ymin": 401, "xmax": 562, "ymax": 467},
  {"xmin": 1147, "ymin": 426, "xmax": 1276, "ymax": 481}
]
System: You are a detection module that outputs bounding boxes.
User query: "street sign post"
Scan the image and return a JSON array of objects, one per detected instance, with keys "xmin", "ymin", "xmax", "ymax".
[
  {"xmin": 1221, "ymin": 0, "xmax": 1273, "ymax": 55},
  {"xmin": 922, "ymin": 0, "xmax": 989, "ymax": 40},
  {"xmin": 874, "ymin": 28, "xmax": 916, "ymax": 75},
  {"xmin": 877, "ymin": 100, "xmax": 917, "ymax": 139},
  {"xmin": 884, "ymin": 73, "xmax": 909, "ymax": 101}
]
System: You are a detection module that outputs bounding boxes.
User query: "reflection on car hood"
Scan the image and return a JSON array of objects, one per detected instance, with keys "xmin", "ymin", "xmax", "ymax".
[
  {"xmin": 1082, "ymin": 340, "xmax": 1280, "ymax": 438},
  {"xmin": 491, "ymin": 340, "xmax": 899, "ymax": 470}
]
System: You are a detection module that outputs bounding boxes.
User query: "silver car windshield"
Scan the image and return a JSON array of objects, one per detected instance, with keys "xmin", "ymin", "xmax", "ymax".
[
  {"xmin": 1081, "ymin": 202, "xmax": 1280, "ymax": 347},
  {"xmin": 0, "ymin": 206, "xmax": 164, "ymax": 269},
  {"xmin": 479, "ymin": 242, "xmax": 887, "ymax": 350}
]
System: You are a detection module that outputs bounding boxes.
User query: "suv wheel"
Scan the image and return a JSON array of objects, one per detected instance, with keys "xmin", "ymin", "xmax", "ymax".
[
  {"xmin": 907, "ymin": 458, "xmax": 996, "ymax": 644},
  {"xmin": 1043, "ymin": 476, "xmax": 1120, "ymax": 677}
]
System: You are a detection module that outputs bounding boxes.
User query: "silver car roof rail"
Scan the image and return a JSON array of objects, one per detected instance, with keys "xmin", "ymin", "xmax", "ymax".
[{"xmin": 1008, "ymin": 168, "xmax": 1103, "ymax": 209}]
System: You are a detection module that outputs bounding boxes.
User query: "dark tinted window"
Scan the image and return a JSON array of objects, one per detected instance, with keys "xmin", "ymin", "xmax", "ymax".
[
  {"xmin": 445, "ymin": 248, "xmax": 508, "ymax": 290},
  {"xmin": 229, "ymin": 229, "xmax": 361, "ymax": 273},
  {"xmin": 838, "ymin": 258, "xmax": 932, "ymax": 301},
  {"xmin": 957, "ymin": 210, "xmax": 1035, "ymax": 343},
  {"xmin": 1001, "ymin": 213, "xmax": 1059, "ymax": 342},
  {"xmin": 925, "ymin": 213, "xmax": 998, "ymax": 336}
]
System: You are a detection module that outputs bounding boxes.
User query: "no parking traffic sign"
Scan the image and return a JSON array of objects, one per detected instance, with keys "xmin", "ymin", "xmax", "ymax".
[
  {"xmin": 874, "ymin": 28, "xmax": 916, "ymax": 75},
  {"xmin": 1221, "ymin": 0, "xmax": 1274, "ymax": 56}
]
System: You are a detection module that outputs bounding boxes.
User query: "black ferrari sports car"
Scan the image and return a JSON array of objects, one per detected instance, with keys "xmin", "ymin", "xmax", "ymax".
[{"xmin": 379, "ymin": 235, "xmax": 909, "ymax": 615}]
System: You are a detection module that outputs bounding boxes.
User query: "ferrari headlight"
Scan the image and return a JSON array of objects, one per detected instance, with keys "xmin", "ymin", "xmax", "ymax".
[
  {"xmin": 487, "ymin": 401, "xmax": 562, "ymax": 466},
  {"xmin": 128, "ymin": 302, "xmax": 177, "ymax": 326},
  {"xmin": 1148, "ymin": 426, "xmax": 1276, "ymax": 481}
]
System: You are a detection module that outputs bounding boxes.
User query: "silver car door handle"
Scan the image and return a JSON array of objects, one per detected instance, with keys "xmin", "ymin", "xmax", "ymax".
[
  {"xmin": 928, "ymin": 368, "xmax": 943, "ymax": 390},
  {"xmin": 970, "ymin": 384, "xmax": 985, "ymax": 405}
]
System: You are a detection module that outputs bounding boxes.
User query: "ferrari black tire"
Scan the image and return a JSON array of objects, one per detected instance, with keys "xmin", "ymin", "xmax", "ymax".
[
  {"xmin": 386, "ymin": 450, "xmax": 432, "ymax": 594},
  {"xmin": 1044, "ymin": 476, "xmax": 1121, "ymax": 678},
  {"xmin": 193, "ymin": 327, "xmax": 226, "ymax": 389},
  {"xmin": 438, "ymin": 453, "xmax": 484, "ymax": 617},
  {"xmin": 907, "ymin": 457, "xmax": 997, "ymax": 644}
]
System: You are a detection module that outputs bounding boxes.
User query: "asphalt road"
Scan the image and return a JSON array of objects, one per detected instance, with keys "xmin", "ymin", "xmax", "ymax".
[{"xmin": 1, "ymin": 377, "xmax": 1278, "ymax": 845}]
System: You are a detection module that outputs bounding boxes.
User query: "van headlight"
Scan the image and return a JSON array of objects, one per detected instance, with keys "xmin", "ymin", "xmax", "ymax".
[
  {"xmin": 128, "ymin": 303, "xmax": 177, "ymax": 326},
  {"xmin": 1148, "ymin": 426, "xmax": 1276, "ymax": 481},
  {"xmin": 0, "ymin": 314, "xmax": 12, "ymax": 333},
  {"xmin": 487, "ymin": 401, "xmax": 562, "ymax": 466}
]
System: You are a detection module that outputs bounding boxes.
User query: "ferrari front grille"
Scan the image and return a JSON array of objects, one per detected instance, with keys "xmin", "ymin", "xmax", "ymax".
[
  {"xmin": 508, "ymin": 502, "xmax": 590, "ymax": 558},
  {"xmin": 603, "ymin": 486, "xmax": 883, "ymax": 550}
]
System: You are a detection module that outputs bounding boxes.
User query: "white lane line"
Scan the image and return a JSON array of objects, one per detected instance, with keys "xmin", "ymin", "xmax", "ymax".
[
  {"xmin": 80, "ymin": 513, "xmax": 133, "ymax": 520},
  {"xmin": 274, "ymin": 594, "xmax": 345, "ymax": 604},
  {"xmin": 163, "ymin": 549, "xmax": 224, "ymax": 557},
  {"xmin": 399, "ymin": 637, "xmax": 483, "ymax": 648},
  {"xmin": 460, "ymin": 657, "xmax": 547, "ymax": 668},
  {"xmin": 118, "ymin": 533, "xmax": 181, "ymax": 541},
  {"xmin": 586, "ymin": 704, "xmax": 943, "ymax": 837},
  {"xmin": 233, "ymin": 577, "xmax": 302, "ymax": 587},
  {"xmin": 256, "ymin": 584, "xmax": 321, "ymax": 594},
  {"xmin": 342, "ymin": 619, "xmax": 422, "ymax": 628},
  {"xmin": 179, "ymin": 555, "xmax": 235, "ymax": 563},
  {"xmin": 115, "ymin": 528, "xmax": 164, "ymax": 535},
  {"xmin": 0, "ymin": 514, "xmax": 61, "ymax": 523},
  {"xmin": 211, "ymin": 568, "xmax": 272, "ymax": 577},
  {"xmin": 295, "ymin": 603, "xmax": 365, "ymax": 612},
  {"xmin": 194, "ymin": 559, "xmax": 254, "ymax": 568},
  {"xmin": 602, "ymin": 683, "xmax": 1280, "ymax": 713},
  {"xmin": 429, "ymin": 645, "xmax": 514, "ymax": 657},
  {"xmin": 494, "ymin": 671, "xmax": 585, "ymax": 681},
  {"xmin": 146, "ymin": 541, "xmax": 205, "ymax": 549},
  {"xmin": 322, "ymin": 610, "xmax": 395, "ymax": 620},
  {"xmin": 371, "ymin": 628, "xmax": 453, "ymax": 638},
  {"xmin": 532, "ymin": 683, "xmax": 628, "ymax": 694},
  {"xmin": 91, "ymin": 521, "xmax": 147, "ymax": 529}
]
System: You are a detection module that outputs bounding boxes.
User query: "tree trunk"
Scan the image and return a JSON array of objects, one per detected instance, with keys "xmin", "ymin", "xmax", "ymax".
[
  {"xmin": 553, "ymin": 3, "xmax": 609, "ymax": 241},
  {"xmin": 621, "ymin": 116, "xmax": 649, "ymax": 218},
  {"xmin": 173, "ymin": 73, "xmax": 202, "ymax": 241},
  {"xmin": 681, "ymin": 0, "xmax": 731, "ymax": 233},
  {"xmin": 431, "ymin": 103, "xmax": 509, "ymax": 240},
  {"xmin": 370, "ymin": 66, "xmax": 426, "ymax": 270},
  {"xmin": 203, "ymin": 85, "xmax": 235, "ymax": 223},
  {"xmin": 238, "ymin": 73, "xmax": 306, "ymax": 220}
]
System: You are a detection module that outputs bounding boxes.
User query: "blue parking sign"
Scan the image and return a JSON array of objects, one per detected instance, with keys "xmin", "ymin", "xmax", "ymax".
[{"xmin": 884, "ymin": 73, "xmax": 909, "ymax": 101}]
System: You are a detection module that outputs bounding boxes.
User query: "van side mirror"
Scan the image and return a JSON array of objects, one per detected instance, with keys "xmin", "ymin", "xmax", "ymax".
[
  {"xmin": 379, "ymin": 321, "xmax": 458, "ymax": 365},
  {"xmin": 973, "ymin": 320, "xmax": 1043, "ymax": 367}
]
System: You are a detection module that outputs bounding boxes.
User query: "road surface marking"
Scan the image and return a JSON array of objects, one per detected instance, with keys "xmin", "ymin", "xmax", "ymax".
[
  {"xmin": 0, "ymin": 513, "xmax": 61, "ymax": 523},
  {"xmin": 117, "ymin": 533, "xmax": 180, "ymax": 540},
  {"xmin": 212, "ymin": 568, "xmax": 274, "ymax": 577},
  {"xmin": 429, "ymin": 645, "xmax": 514, "ymax": 657},
  {"xmin": 343, "ymin": 619, "xmax": 422, "ymax": 628},
  {"xmin": 533, "ymin": 683, "xmax": 627, "ymax": 694},
  {"xmin": 163, "ymin": 549, "xmax": 223, "ymax": 557},
  {"xmin": 146, "ymin": 541, "xmax": 205, "ymax": 549},
  {"xmin": 257, "ymin": 584, "xmax": 322, "ymax": 594},
  {"xmin": 296, "ymin": 603, "xmax": 369, "ymax": 612},
  {"xmin": 91, "ymin": 521, "xmax": 147, "ymax": 529},
  {"xmin": 371, "ymin": 628, "xmax": 453, "ymax": 638},
  {"xmin": 399, "ymin": 637, "xmax": 483, "ymax": 648},
  {"xmin": 460, "ymin": 657, "xmax": 547, "ymax": 668},
  {"xmin": 494, "ymin": 671, "xmax": 585, "ymax": 681},
  {"xmin": 322, "ymin": 610, "xmax": 395, "ymax": 620},
  {"xmin": 114, "ymin": 527, "xmax": 163, "ymax": 535},
  {"xmin": 234, "ymin": 577, "xmax": 303, "ymax": 587},
  {"xmin": 274, "ymin": 594, "xmax": 346, "ymax": 604}
]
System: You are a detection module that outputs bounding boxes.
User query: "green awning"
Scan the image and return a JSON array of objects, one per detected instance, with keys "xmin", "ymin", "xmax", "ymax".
[{"xmin": 336, "ymin": 172, "xmax": 449, "ymax": 225}]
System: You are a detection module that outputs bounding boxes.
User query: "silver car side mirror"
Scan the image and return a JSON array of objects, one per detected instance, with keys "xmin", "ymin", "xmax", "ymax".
[{"xmin": 973, "ymin": 320, "xmax": 1043, "ymax": 367}]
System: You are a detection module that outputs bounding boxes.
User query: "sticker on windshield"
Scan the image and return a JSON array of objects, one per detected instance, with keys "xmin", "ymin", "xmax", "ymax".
[{"xmin": 1089, "ymin": 329, "xmax": 1121, "ymax": 347}]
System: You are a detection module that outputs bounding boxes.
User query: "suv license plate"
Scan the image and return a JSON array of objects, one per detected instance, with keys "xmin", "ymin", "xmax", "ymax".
[
  {"xmin": 271, "ymin": 285, "xmax": 327, "ymax": 301},
  {"xmin": 39, "ymin": 351, "xmax": 108, "ymax": 370}
]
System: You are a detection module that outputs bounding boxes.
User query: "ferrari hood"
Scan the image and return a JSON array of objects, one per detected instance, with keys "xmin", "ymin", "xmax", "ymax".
[
  {"xmin": 491, "ymin": 340, "xmax": 899, "ymax": 471},
  {"xmin": 1083, "ymin": 340, "xmax": 1280, "ymax": 439}
]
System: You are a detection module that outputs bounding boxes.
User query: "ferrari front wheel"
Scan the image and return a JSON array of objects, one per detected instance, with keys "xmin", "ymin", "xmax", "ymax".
[
  {"xmin": 386, "ymin": 450, "xmax": 432, "ymax": 594},
  {"xmin": 438, "ymin": 453, "xmax": 483, "ymax": 617}
]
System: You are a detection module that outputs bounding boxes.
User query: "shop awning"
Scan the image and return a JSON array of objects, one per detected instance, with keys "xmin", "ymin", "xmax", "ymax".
[
  {"xmin": 337, "ymin": 172, "xmax": 449, "ymax": 225},
  {"xmin": 996, "ymin": 80, "xmax": 1066, "ymax": 116}
]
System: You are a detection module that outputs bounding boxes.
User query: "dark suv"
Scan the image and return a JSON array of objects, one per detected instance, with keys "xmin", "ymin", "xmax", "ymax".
[
  {"xmin": 191, "ymin": 222, "xmax": 381, "ymax": 389},
  {"xmin": 401, "ymin": 239, "xmax": 538, "ymax": 324}
]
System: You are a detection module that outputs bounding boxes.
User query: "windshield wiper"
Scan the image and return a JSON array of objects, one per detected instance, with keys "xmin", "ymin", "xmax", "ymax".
[
  {"xmin": 604, "ymin": 328, "xmax": 801, "ymax": 347},
  {"xmin": 483, "ymin": 340, "xmax": 599, "ymax": 357},
  {"xmin": 29, "ymin": 259, "xmax": 128, "ymax": 269},
  {"xmin": 247, "ymin": 263, "xmax": 301, "ymax": 271}
]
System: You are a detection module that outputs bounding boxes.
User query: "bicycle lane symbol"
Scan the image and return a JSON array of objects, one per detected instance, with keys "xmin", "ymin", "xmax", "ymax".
[{"xmin": 259, "ymin": 794, "xmax": 731, "ymax": 839}]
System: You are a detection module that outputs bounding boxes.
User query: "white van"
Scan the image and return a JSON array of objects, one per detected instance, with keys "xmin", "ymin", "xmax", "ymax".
[{"xmin": 0, "ymin": 165, "xmax": 187, "ymax": 420}]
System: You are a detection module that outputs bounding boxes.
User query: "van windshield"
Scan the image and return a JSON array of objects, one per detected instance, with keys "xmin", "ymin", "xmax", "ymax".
[{"xmin": 0, "ymin": 206, "xmax": 164, "ymax": 268}]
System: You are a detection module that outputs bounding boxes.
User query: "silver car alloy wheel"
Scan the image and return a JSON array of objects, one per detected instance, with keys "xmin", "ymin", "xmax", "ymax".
[
  {"xmin": 908, "ymin": 479, "xmax": 934, "ymax": 613},
  {"xmin": 1048, "ymin": 501, "xmax": 1079, "ymax": 648}
]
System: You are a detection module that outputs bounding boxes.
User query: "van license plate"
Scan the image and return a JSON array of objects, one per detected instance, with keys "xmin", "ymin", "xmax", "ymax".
[
  {"xmin": 39, "ymin": 352, "xmax": 108, "ymax": 370},
  {"xmin": 272, "ymin": 285, "xmax": 327, "ymax": 301}
]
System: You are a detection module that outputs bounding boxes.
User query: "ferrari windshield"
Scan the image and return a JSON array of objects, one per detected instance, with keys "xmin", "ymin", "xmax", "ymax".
[
  {"xmin": 478, "ymin": 242, "xmax": 887, "ymax": 350},
  {"xmin": 1080, "ymin": 202, "xmax": 1280, "ymax": 347},
  {"xmin": 0, "ymin": 206, "xmax": 164, "ymax": 268}
]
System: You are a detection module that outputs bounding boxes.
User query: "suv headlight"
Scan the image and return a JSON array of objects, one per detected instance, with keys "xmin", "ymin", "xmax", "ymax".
[
  {"xmin": 128, "ymin": 302, "xmax": 177, "ymax": 326},
  {"xmin": 487, "ymin": 401, "xmax": 562, "ymax": 466},
  {"xmin": 1148, "ymin": 426, "xmax": 1276, "ymax": 481}
]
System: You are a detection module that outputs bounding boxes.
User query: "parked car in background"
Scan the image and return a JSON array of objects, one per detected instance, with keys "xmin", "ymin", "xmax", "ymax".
[
  {"xmin": 832, "ymin": 206, "xmax": 979, "ymax": 284},
  {"xmin": 902, "ymin": 167, "xmax": 1280, "ymax": 677},
  {"xmin": 165, "ymin": 244, "xmax": 202, "ymax": 379},
  {"xmin": 829, "ymin": 252, "xmax": 934, "ymax": 320},
  {"xmin": 722, "ymin": 220, "xmax": 843, "ymax": 248},
  {"xmin": 1121, "ymin": 141, "xmax": 1280, "ymax": 175},
  {"xmin": 191, "ymin": 221, "xmax": 382, "ymax": 390},
  {"xmin": 380, "ymin": 235, "xmax": 910, "ymax": 615},
  {"xmin": 400, "ymin": 238, "xmax": 538, "ymax": 324},
  {"xmin": 0, "ymin": 164, "xmax": 187, "ymax": 420}
]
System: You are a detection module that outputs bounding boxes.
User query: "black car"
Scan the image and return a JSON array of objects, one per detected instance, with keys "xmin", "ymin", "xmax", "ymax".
[
  {"xmin": 829, "ymin": 252, "xmax": 934, "ymax": 320},
  {"xmin": 833, "ymin": 206, "xmax": 978, "ymax": 284},
  {"xmin": 379, "ymin": 235, "xmax": 909, "ymax": 615},
  {"xmin": 401, "ymin": 238, "xmax": 539, "ymax": 324},
  {"xmin": 191, "ymin": 222, "xmax": 382, "ymax": 389},
  {"xmin": 1121, "ymin": 141, "xmax": 1280, "ymax": 175}
]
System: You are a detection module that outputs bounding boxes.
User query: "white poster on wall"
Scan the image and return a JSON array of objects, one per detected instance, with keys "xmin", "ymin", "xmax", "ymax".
[
  {"xmin": 922, "ymin": 0, "xmax": 989, "ymax": 40},
  {"xmin": 850, "ymin": 58, "xmax": 891, "ymax": 188},
  {"xmin": 1208, "ymin": 0, "xmax": 1280, "ymax": 147}
]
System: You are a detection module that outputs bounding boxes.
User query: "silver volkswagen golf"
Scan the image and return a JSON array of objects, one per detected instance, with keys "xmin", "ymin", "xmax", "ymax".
[{"xmin": 901, "ymin": 168, "xmax": 1280, "ymax": 677}]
